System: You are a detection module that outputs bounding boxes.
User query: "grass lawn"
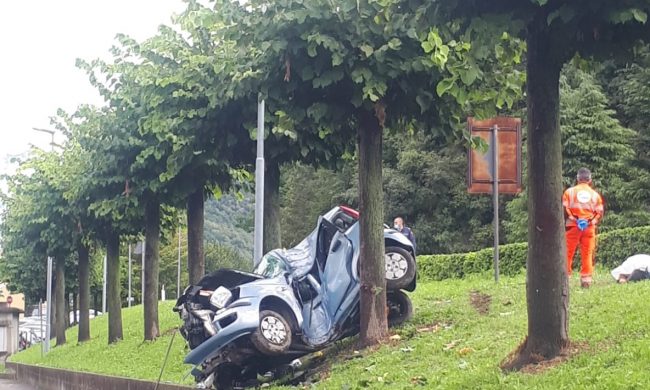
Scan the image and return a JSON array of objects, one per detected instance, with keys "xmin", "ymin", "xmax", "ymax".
[
  {"xmin": 10, "ymin": 301, "xmax": 194, "ymax": 385},
  {"xmin": 10, "ymin": 268, "xmax": 650, "ymax": 389},
  {"xmin": 298, "ymin": 270, "xmax": 650, "ymax": 389}
]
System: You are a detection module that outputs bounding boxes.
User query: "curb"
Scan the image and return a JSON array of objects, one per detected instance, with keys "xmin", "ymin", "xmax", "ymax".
[
  {"xmin": 6, "ymin": 362, "xmax": 192, "ymax": 390},
  {"xmin": 0, "ymin": 370, "xmax": 16, "ymax": 380}
]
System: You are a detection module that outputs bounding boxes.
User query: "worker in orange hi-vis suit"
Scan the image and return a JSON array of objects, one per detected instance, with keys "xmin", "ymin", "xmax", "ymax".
[{"xmin": 562, "ymin": 167, "xmax": 604, "ymax": 288}]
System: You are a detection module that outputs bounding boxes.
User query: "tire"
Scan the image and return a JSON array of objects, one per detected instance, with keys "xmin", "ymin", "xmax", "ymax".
[
  {"xmin": 213, "ymin": 364, "xmax": 236, "ymax": 390},
  {"xmin": 387, "ymin": 290, "xmax": 413, "ymax": 327},
  {"xmin": 385, "ymin": 246, "xmax": 416, "ymax": 290},
  {"xmin": 251, "ymin": 310, "xmax": 293, "ymax": 355}
]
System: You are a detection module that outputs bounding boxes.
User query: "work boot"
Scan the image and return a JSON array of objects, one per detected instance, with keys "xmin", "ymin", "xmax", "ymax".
[{"xmin": 580, "ymin": 276, "xmax": 593, "ymax": 289}]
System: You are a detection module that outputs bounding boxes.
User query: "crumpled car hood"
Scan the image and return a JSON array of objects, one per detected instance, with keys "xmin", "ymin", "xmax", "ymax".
[{"xmin": 196, "ymin": 268, "xmax": 265, "ymax": 290}]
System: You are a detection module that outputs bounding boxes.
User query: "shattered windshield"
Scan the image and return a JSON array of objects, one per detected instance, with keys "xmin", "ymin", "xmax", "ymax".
[{"xmin": 253, "ymin": 253, "xmax": 288, "ymax": 278}]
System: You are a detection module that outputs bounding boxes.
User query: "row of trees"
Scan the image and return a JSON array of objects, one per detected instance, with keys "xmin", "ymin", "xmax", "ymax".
[{"xmin": 1, "ymin": 0, "xmax": 649, "ymax": 369}]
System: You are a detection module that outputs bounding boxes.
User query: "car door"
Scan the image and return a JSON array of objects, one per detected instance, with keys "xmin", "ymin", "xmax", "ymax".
[{"xmin": 321, "ymin": 228, "xmax": 358, "ymax": 326}]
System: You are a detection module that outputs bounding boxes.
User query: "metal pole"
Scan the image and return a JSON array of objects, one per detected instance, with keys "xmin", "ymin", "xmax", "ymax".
[
  {"xmin": 39, "ymin": 299, "xmax": 43, "ymax": 357},
  {"xmin": 177, "ymin": 225, "xmax": 182, "ymax": 299},
  {"xmin": 128, "ymin": 244, "xmax": 132, "ymax": 308},
  {"xmin": 102, "ymin": 255, "xmax": 107, "ymax": 313},
  {"xmin": 44, "ymin": 257, "xmax": 52, "ymax": 353},
  {"xmin": 253, "ymin": 98, "xmax": 265, "ymax": 266},
  {"xmin": 492, "ymin": 125, "xmax": 500, "ymax": 283},
  {"xmin": 141, "ymin": 239, "xmax": 146, "ymax": 305}
]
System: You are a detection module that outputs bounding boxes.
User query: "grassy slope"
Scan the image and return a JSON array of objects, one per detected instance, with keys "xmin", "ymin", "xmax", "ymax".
[
  {"xmin": 10, "ymin": 301, "xmax": 194, "ymax": 385},
  {"xmin": 299, "ymin": 270, "xmax": 650, "ymax": 390},
  {"xmin": 10, "ymin": 269, "xmax": 650, "ymax": 389}
]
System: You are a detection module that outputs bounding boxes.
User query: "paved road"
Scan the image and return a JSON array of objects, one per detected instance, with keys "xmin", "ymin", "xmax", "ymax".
[{"xmin": 0, "ymin": 378, "xmax": 37, "ymax": 389}]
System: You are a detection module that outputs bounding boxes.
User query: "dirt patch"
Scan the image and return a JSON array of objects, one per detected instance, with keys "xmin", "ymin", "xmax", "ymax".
[
  {"xmin": 469, "ymin": 290, "xmax": 492, "ymax": 315},
  {"xmin": 500, "ymin": 339, "xmax": 590, "ymax": 373}
]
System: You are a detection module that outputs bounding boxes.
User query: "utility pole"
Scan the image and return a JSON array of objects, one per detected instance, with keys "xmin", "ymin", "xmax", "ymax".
[
  {"xmin": 32, "ymin": 127, "xmax": 56, "ymax": 354},
  {"xmin": 253, "ymin": 99, "xmax": 265, "ymax": 267}
]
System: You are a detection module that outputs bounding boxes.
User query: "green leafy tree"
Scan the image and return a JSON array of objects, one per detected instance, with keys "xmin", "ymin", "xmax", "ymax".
[
  {"xmin": 203, "ymin": 0, "xmax": 523, "ymax": 346},
  {"xmin": 0, "ymin": 150, "xmax": 76, "ymax": 346},
  {"xmin": 438, "ymin": 0, "xmax": 650, "ymax": 368},
  {"xmin": 505, "ymin": 64, "xmax": 643, "ymax": 242},
  {"xmin": 609, "ymin": 47, "xmax": 650, "ymax": 204}
]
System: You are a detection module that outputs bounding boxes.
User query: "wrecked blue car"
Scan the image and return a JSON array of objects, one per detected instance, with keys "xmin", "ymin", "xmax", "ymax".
[{"xmin": 174, "ymin": 206, "xmax": 416, "ymax": 389}]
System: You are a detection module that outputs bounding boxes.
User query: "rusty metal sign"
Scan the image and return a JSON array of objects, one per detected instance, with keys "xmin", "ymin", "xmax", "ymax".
[{"xmin": 467, "ymin": 117, "xmax": 522, "ymax": 194}]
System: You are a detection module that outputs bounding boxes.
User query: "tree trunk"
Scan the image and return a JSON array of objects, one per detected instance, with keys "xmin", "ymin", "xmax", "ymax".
[
  {"xmin": 357, "ymin": 107, "xmax": 388, "ymax": 347},
  {"xmin": 144, "ymin": 199, "xmax": 161, "ymax": 340},
  {"xmin": 263, "ymin": 161, "xmax": 282, "ymax": 254},
  {"xmin": 55, "ymin": 258, "xmax": 66, "ymax": 346},
  {"xmin": 106, "ymin": 231, "xmax": 123, "ymax": 344},
  {"xmin": 504, "ymin": 22, "xmax": 569, "ymax": 369},
  {"xmin": 64, "ymin": 294, "xmax": 70, "ymax": 329},
  {"xmin": 73, "ymin": 292, "xmax": 78, "ymax": 326},
  {"xmin": 187, "ymin": 189, "xmax": 205, "ymax": 284},
  {"xmin": 50, "ymin": 290, "xmax": 56, "ymax": 340},
  {"xmin": 78, "ymin": 244, "xmax": 91, "ymax": 342}
]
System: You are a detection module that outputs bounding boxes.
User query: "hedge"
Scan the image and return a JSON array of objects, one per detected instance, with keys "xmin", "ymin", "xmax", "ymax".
[{"xmin": 417, "ymin": 226, "xmax": 650, "ymax": 281}]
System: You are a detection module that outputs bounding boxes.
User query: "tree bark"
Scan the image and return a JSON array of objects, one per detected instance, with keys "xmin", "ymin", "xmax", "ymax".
[
  {"xmin": 106, "ymin": 231, "xmax": 123, "ymax": 344},
  {"xmin": 78, "ymin": 244, "xmax": 91, "ymax": 342},
  {"xmin": 187, "ymin": 188, "xmax": 205, "ymax": 284},
  {"xmin": 49, "ymin": 290, "xmax": 56, "ymax": 340},
  {"xmin": 357, "ymin": 107, "xmax": 388, "ymax": 347},
  {"xmin": 73, "ymin": 292, "xmax": 78, "ymax": 326},
  {"xmin": 55, "ymin": 257, "xmax": 66, "ymax": 346},
  {"xmin": 505, "ymin": 21, "xmax": 569, "ymax": 368},
  {"xmin": 144, "ymin": 199, "xmax": 161, "ymax": 340},
  {"xmin": 263, "ymin": 161, "xmax": 282, "ymax": 254}
]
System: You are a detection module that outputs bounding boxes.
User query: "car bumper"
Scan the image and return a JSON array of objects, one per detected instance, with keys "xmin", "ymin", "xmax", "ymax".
[{"xmin": 184, "ymin": 297, "xmax": 260, "ymax": 365}]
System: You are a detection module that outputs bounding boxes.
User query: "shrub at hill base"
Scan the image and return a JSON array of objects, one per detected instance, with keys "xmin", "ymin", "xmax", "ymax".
[{"xmin": 418, "ymin": 226, "xmax": 650, "ymax": 281}]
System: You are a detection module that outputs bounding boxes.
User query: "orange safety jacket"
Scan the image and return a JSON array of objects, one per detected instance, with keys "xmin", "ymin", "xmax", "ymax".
[{"xmin": 562, "ymin": 183, "xmax": 604, "ymax": 227}]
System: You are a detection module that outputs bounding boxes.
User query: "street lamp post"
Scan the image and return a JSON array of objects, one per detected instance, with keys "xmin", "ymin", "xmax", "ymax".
[{"xmin": 31, "ymin": 127, "xmax": 56, "ymax": 354}]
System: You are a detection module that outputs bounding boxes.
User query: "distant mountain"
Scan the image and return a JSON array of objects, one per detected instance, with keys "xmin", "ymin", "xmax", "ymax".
[{"xmin": 204, "ymin": 194, "xmax": 254, "ymax": 258}]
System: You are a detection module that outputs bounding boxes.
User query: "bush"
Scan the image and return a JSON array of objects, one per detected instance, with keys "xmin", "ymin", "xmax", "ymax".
[{"xmin": 418, "ymin": 226, "xmax": 650, "ymax": 281}]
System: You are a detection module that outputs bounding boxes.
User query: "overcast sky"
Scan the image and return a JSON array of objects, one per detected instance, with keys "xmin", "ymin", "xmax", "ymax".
[{"xmin": 0, "ymin": 0, "xmax": 187, "ymax": 175}]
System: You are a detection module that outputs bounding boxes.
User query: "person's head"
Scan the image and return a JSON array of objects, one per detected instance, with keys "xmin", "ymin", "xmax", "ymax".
[
  {"xmin": 393, "ymin": 217, "xmax": 404, "ymax": 231},
  {"xmin": 576, "ymin": 167, "xmax": 592, "ymax": 184}
]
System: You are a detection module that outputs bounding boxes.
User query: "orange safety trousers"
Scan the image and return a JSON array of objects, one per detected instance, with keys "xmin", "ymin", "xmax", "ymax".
[{"xmin": 566, "ymin": 224, "xmax": 596, "ymax": 278}]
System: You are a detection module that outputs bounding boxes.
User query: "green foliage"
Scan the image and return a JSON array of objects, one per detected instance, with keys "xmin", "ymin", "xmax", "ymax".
[
  {"xmin": 0, "ymin": 150, "xmax": 79, "ymax": 303},
  {"xmin": 418, "ymin": 226, "xmax": 650, "ymax": 281},
  {"xmin": 559, "ymin": 65, "xmax": 638, "ymax": 210},
  {"xmin": 504, "ymin": 63, "xmax": 648, "ymax": 242},
  {"xmin": 280, "ymin": 163, "xmax": 349, "ymax": 248},
  {"xmin": 203, "ymin": 195, "xmax": 254, "ymax": 257},
  {"xmin": 608, "ymin": 47, "xmax": 650, "ymax": 204}
]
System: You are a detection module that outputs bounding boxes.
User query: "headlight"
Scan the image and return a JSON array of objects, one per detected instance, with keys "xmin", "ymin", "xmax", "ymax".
[{"xmin": 210, "ymin": 286, "xmax": 233, "ymax": 309}]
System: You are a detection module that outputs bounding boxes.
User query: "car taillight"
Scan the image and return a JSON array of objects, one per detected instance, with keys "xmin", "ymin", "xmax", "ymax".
[{"xmin": 340, "ymin": 205, "xmax": 359, "ymax": 220}]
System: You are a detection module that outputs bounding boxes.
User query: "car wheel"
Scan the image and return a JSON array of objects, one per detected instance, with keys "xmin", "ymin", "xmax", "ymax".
[
  {"xmin": 251, "ymin": 310, "xmax": 293, "ymax": 355},
  {"xmin": 213, "ymin": 364, "xmax": 236, "ymax": 390},
  {"xmin": 387, "ymin": 290, "xmax": 413, "ymax": 327},
  {"xmin": 385, "ymin": 246, "xmax": 416, "ymax": 290}
]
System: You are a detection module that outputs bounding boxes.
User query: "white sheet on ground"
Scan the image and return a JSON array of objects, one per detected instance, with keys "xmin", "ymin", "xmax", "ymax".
[{"xmin": 611, "ymin": 254, "xmax": 650, "ymax": 280}]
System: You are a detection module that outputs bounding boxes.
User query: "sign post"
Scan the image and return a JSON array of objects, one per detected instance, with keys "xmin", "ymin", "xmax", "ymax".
[
  {"xmin": 491, "ymin": 125, "xmax": 500, "ymax": 283},
  {"xmin": 467, "ymin": 117, "xmax": 522, "ymax": 282}
]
